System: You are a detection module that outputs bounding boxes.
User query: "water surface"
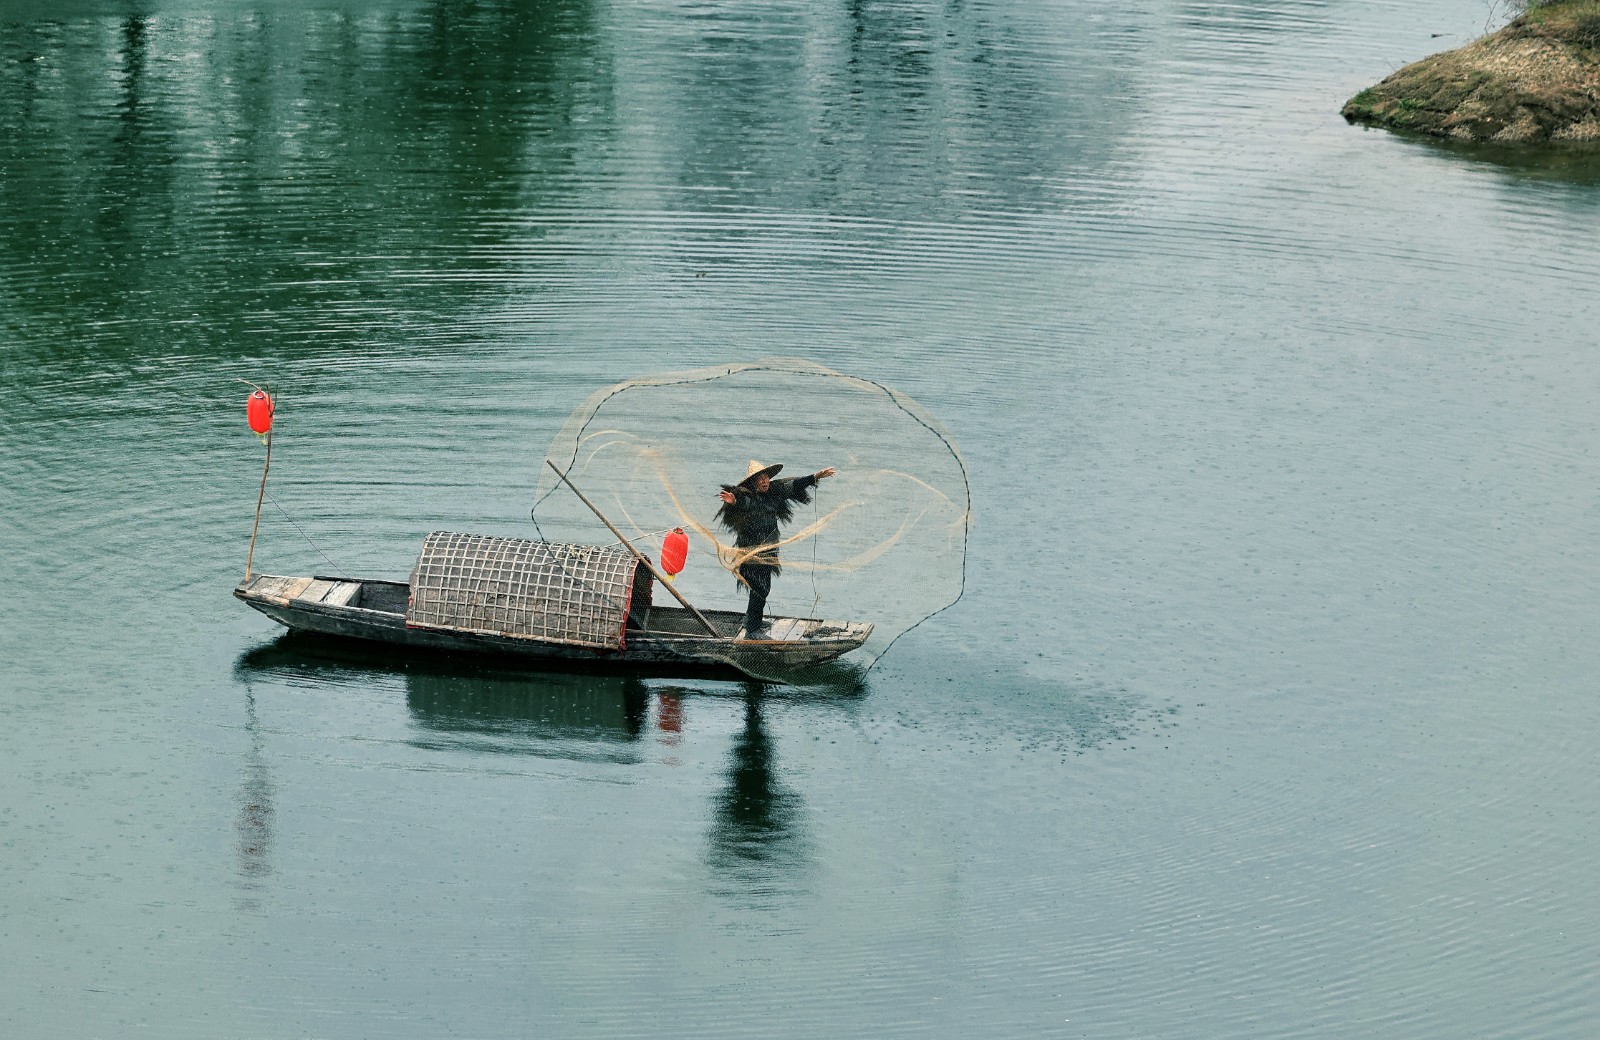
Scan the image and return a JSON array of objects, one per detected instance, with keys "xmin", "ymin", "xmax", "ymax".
[{"xmin": 4, "ymin": 1, "xmax": 1599, "ymax": 1037}]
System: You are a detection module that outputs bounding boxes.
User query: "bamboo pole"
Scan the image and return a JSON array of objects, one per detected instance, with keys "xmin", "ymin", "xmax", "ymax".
[
  {"xmin": 246, "ymin": 423, "xmax": 271, "ymax": 583},
  {"xmin": 544, "ymin": 459, "xmax": 721, "ymax": 636}
]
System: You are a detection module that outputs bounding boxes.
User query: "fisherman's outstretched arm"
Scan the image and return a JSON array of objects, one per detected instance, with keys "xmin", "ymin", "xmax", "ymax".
[
  {"xmin": 786, "ymin": 467, "xmax": 835, "ymax": 500},
  {"xmin": 717, "ymin": 468, "xmax": 834, "ymax": 506}
]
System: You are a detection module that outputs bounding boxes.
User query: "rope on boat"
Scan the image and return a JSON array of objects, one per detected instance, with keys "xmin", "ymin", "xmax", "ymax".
[
  {"xmin": 263, "ymin": 488, "xmax": 351, "ymax": 579},
  {"xmin": 809, "ymin": 494, "xmax": 823, "ymax": 617}
]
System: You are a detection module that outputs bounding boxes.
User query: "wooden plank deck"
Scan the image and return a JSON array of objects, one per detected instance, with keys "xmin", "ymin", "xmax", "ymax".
[
  {"xmin": 247, "ymin": 574, "xmax": 363, "ymax": 608},
  {"xmin": 764, "ymin": 617, "xmax": 809, "ymax": 643},
  {"xmin": 249, "ymin": 575, "xmax": 290, "ymax": 601},
  {"xmin": 321, "ymin": 581, "xmax": 360, "ymax": 607},
  {"xmin": 248, "ymin": 574, "xmax": 355, "ymax": 607},
  {"xmin": 248, "ymin": 575, "xmax": 308, "ymax": 603}
]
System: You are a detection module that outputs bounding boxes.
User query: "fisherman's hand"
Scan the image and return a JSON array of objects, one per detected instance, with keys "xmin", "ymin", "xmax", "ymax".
[
  {"xmin": 719, "ymin": 490, "xmax": 736, "ymax": 504},
  {"xmin": 816, "ymin": 467, "xmax": 836, "ymax": 480}
]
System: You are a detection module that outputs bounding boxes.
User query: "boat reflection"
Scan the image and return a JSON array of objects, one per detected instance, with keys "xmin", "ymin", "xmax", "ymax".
[
  {"xmin": 406, "ymin": 669, "xmax": 650, "ymax": 751},
  {"xmin": 235, "ymin": 631, "xmax": 652, "ymax": 759},
  {"xmin": 235, "ymin": 634, "xmax": 878, "ymax": 901}
]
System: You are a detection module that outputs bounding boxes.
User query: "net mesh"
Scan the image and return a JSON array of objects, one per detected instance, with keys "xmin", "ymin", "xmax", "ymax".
[{"xmin": 530, "ymin": 358, "xmax": 970, "ymax": 684}]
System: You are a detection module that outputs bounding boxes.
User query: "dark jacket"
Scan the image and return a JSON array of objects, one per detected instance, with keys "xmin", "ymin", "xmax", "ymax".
[{"xmin": 715, "ymin": 474, "xmax": 817, "ymax": 572}]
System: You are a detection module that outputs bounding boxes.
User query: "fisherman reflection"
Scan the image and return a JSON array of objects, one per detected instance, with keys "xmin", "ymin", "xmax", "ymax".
[{"xmin": 706, "ymin": 685, "xmax": 810, "ymax": 891}]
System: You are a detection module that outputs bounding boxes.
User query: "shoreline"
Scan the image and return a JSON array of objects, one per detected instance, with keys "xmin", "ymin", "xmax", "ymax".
[{"xmin": 1343, "ymin": 2, "xmax": 1600, "ymax": 143}]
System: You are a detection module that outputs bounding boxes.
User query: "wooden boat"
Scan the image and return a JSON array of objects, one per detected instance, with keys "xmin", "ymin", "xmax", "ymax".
[{"xmin": 234, "ymin": 531, "xmax": 873, "ymax": 680}]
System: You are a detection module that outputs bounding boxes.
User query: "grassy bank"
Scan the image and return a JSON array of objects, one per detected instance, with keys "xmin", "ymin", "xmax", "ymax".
[{"xmin": 1343, "ymin": 0, "xmax": 1600, "ymax": 143}]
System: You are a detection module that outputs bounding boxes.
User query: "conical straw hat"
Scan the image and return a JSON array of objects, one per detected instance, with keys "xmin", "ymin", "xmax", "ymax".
[{"xmin": 738, "ymin": 460, "xmax": 783, "ymax": 488}]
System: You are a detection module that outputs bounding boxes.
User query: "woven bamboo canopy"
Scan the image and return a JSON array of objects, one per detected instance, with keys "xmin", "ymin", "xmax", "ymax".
[{"xmin": 406, "ymin": 532, "xmax": 650, "ymax": 650}]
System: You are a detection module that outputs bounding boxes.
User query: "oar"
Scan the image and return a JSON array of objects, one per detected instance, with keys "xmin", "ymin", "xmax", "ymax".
[{"xmin": 544, "ymin": 459, "xmax": 721, "ymax": 637}]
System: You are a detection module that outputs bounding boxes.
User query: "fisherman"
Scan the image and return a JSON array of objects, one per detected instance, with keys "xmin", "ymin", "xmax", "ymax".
[{"xmin": 717, "ymin": 460, "xmax": 836, "ymax": 639}]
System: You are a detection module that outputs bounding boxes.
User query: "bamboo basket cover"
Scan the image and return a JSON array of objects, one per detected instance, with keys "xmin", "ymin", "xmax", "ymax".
[{"xmin": 406, "ymin": 531, "xmax": 642, "ymax": 649}]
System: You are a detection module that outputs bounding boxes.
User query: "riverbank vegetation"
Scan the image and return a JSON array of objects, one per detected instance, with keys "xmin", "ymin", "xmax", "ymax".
[{"xmin": 1343, "ymin": 0, "xmax": 1600, "ymax": 143}]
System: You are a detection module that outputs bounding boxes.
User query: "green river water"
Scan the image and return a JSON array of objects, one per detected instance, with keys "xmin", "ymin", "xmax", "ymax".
[{"xmin": 3, "ymin": 1, "xmax": 1600, "ymax": 1037}]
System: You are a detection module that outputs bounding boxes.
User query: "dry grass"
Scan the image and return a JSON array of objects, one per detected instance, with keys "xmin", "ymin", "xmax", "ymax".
[{"xmin": 1343, "ymin": 2, "xmax": 1600, "ymax": 143}]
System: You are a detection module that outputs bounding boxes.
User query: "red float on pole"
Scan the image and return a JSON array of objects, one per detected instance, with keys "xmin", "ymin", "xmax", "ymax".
[{"xmin": 247, "ymin": 389, "xmax": 274, "ymax": 434}]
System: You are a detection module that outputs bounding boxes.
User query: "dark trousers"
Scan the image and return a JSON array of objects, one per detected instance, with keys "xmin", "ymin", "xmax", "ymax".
[{"xmin": 739, "ymin": 563, "xmax": 775, "ymax": 633}]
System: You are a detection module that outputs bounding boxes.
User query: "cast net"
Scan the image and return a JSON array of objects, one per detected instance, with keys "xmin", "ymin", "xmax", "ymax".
[{"xmin": 529, "ymin": 358, "xmax": 970, "ymax": 685}]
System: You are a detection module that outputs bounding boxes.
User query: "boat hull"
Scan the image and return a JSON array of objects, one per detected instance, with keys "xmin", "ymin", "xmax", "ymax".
[{"xmin": 233, "ymin": 574, "xmax": 870, "ymax": 680}]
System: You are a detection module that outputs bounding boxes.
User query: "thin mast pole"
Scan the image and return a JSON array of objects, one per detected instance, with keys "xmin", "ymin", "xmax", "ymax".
[
  {"xmin": 544, "ymin": 459, "xmax": 720, "ymax": 636},
  {"xmin": 246, "ymin": 423, "xmax": 271, "ymax": 583}
]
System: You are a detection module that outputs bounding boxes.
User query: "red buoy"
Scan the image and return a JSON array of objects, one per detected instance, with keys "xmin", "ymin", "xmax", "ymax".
[
  {"xmin": 660, "ymin": 527, "xmax": 688, "ymax": 578},
  {"xmin": 247, "ymin": 389, "xmax": 274, "ymax": 434}
]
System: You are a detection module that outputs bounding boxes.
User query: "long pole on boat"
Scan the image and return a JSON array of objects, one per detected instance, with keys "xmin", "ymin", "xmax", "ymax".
[
  {"xmin": 241, "ymin": 380, "xmax": 275, "ymax": 584},
  {"xmin": 544, "ymin": 459, "xmax": 721, "ymax": 636},
  {"xmin": 246, "ymin": 425, "xmax": 271, "ymax": 582}
]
